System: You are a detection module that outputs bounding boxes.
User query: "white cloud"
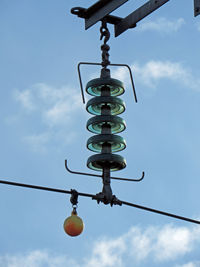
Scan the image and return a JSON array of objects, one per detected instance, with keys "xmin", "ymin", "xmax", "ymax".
[
  {"xmin": 14, "ymin": 89, "xmax": 36, "ymax": 111},
  {"xmin": 0, "ymin": 250, "xmax": 79, "ymax": 267},
  {"xmin": 175, "ymin": 262, "xmax": 200, "ymax": 267},
  {"xmin": 138, "ymin": 17, "xmax": 185, "ymax": 33},
  {"xmin": 132, "ymin": 61, "xmax": 200, "ymax": 91},
  {"xmin": 154, "ymin": 225, "xmax": 195, "ymax": 260},
  {"xmin": 23, "ymin": 132, "xmax": 51, "ymax": 153},
  {"xmin": 22, "ymin": 130, "xmax": 78, "ymax": 153},
  {"xmin": 126, "ymin": 224, "xmax": 200, "ymax": 262},
  {"xmin": 112, "ymin": 61, "xmax": 200, "ymax": 91},
  {"xmin": 88, "ymin": 224, "xmax": 200, "ymax": 265},
  {"xmin": 12, "ymin": 83, "xmax": 84, "ymax": 152},
  {"xmin": 1, "ymin": 224, "xmax": 200, "ymax": 267},
  {"xmin": 84, "ymin": 236, "xmax": 126, "ymax": 267},
  {"xmin": 14, "ymin": 83, "xmax": 83, "ymax": 127}
]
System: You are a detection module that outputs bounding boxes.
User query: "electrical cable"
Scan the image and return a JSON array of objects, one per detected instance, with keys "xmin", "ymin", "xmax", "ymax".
[{"xmin": 1, "ymin": 179, "xmax": 199, "ymax": 225}]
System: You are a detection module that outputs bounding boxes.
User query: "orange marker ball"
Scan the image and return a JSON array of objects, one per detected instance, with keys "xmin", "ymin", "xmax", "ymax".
[{"xmin": 63, "ymin": 211, "xmax": 84, "ymax": 237}]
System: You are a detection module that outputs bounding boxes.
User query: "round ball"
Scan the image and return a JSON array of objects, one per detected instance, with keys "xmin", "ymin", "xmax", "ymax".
[{"xmin": 63, "ymin": 213, "xmax": 84, "ymax": 237}]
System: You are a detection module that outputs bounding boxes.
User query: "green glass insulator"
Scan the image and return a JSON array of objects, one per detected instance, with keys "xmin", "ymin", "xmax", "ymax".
[
  {"xmin": 87, "ymin": 115, "xmax": 126, "ymax": 134},
  {"xmin": 87, "ymin": 153, "xmax": 126, "ymax": 172},
  {"xmin": 86, "ymin": 77, "xmax": 125, "ymax": 97},
  {"xmin": 86, "ymin": 96, "xmax": 126, "ymax": 115},
  {"xmin": 87, "ymin": 134, "xmax": 126, "ymax": 153}
]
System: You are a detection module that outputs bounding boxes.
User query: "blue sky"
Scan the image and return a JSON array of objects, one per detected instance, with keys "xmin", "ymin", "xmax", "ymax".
[{"xmin": 1, "ymin": 0, "xmax": 200, "ymax": 266}]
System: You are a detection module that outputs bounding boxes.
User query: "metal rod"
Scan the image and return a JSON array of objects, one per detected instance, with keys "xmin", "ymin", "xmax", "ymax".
[
  {"xmin": 65, "ymin": 160, "xmax": 145, "ymax": 182},
  {"xmin": 120, "ymin": 200, "xmax": 200, "ymax": 225},
  {"xmin": 65, "ymin": 159, "xmax": 102, "ymax": 178},
  {"xmin": 78, "ymin": 62, "xmax": 86, "ymax": 104},
  {"xmin": 110, "ymin": 63, "xmax": 137, "ymax": 103},
  {"xmin": 102, "ymin": 166, "xmax": 113, "ymax": 203},
  {"xmin": 77, "ymin": 62, "xmax": 137, "ymax": 104}
]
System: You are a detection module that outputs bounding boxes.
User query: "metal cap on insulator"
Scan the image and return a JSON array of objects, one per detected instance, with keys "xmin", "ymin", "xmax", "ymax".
[
  {"xmin": 87, "ymin": 134, "xmax": 126, "ymax": 153},
  {"xmin": 87, "ymin": 115, "xmax": 126, "ymax": 134},
  {"xmin": 100, "ymin": 67, "xmax": 110, "ymax": 78},
  {"xmin": 86, "ymin": 77, "xmax": 125, "ymax": 97},
  {"xmin": 86, "ymin": 96, "xmax": 126, "ymax": 115},
  {"xmin": 87, "ymin": 153, "xmax": 126, "ymax": 172}
]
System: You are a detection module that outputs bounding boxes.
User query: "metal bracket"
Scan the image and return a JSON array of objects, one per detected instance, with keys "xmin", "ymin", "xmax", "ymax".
[
  {"xmin": 77, "ymin": 62, "xmax": 138, "ymax": 104},
  {"xmin": 92, "ymin": 192, "xmax": 122, "ymax": 206},
  {"xmin": 71, "ymin": 7, "xmax": 123, "ymax": 26},
  {"xmin": 71, "ymin": 0, "xmax": 128, "ymax": 29},
  {"xmin": 72, "ymin": 0, "xmax": 199, "ymax": 37},
  {"xmin": 84, "ymin": 0, "xmax": 128, "ymax": 30},
  {"xmin": 194, "ymin": 0, "xmax": 200, "ymax": 16},
  {"xmin": 65, "ymin": 159, "xmax": 144, "ymax": 182},
  {"xmin": 115, "ymin": 0, "xmax": 170, "ymax": 37},
  {"xmin": 71, "ymin": 0, "xmax": 170, "ymax": 37},
  {"xmin": 65, "ymin": 159, "xmax": 142, "ymax": 205}
]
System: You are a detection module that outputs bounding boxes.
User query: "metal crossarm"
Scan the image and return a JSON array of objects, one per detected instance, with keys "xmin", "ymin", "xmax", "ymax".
[
  {"xmin": 72, "ymin": 0, "xmax": 199, "ymax": 37},
  {"xmin": 194, "ymin": 0, "xmax": 200, "ymax": 16},
  {"xmin": 115, "ymin": 0, "xmax": 170, "ymax": 37},
  {"xmin": 85, "ymin": 0, "xmax": 129, "ymax": 29}
]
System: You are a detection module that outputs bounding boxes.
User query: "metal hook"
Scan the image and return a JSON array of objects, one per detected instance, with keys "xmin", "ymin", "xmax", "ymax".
[
  {"xmin": 77, "ymin": 61, "xmax": 138, "ymax": 105},
  {"xmin": 65, "ymin": 159, "xmax": 144, "ymax": 182},
  {"xmin": 100, "ymin": 20, "xmax": 110, "ymax": 44}
]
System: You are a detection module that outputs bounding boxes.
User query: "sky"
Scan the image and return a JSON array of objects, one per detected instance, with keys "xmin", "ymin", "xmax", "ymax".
[{"xmin": 0, "ymin": 0, "xmax": 200, "ymax": 266}]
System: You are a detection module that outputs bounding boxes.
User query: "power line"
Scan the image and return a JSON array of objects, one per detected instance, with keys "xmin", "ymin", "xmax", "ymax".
[{"xmin": 1, "ymin": 179, "xmax": 199, "ymax": 225}]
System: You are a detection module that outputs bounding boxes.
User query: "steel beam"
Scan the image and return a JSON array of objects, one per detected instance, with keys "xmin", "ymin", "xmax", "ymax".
[
  {"xmin": 194, "ymin": 0, "xmax": 200, "ymax": 16},
  {"xmin": 115, "ymin": 0, "xmax": 170, "ymax": 37},
  {"xmin": 85, "ymin": 0, "xmax": 129, "ymax": 30}
]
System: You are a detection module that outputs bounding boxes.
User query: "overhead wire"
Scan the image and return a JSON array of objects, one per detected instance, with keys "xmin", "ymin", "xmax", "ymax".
[{"xmin": 1, "ymin": 179, "xmax": 200, "ymax": 225}]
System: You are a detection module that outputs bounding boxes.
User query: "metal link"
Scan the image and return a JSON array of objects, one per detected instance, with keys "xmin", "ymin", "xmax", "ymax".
[
  {"xmin": 100, "ymin": 20, "xmax": 110, "ymax": 68},
  {"xmin": 70, "ymin": 189, "xmax": 79, "ymax": 206}
]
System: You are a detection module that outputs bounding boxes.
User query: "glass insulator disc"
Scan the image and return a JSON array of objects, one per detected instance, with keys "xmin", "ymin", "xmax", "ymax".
[
  {"xmin": 87, "ymin": 153, "xmax": 126, "ymax": 172},
  {"xmin": 86, "ymin": 77, "xmax": 125, "ymax": 97},
  {"xmin": 87, "ymin": 134, "xmax": 126, "ymax": 153},
  {"xmin": 86, "ymin": 96, "xmax": 126, "ymax": 115},
  {"xmin": 87, "ymin": 115, "xmax": 126, "ymax": 134}
]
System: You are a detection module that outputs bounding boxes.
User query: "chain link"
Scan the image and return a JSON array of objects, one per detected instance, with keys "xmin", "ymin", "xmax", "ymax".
[{"xmin": 100, "ymin": 20, "xmax": 110, "ymax": 68}]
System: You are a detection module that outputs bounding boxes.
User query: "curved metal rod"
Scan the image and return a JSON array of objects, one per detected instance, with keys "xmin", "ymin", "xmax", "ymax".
[
  {"xmin": 65, "ymin": 159, "xmax": 144, "ymax": 182},
  {"xmin": 77, "ymin": 62, "xmax": 137, "ymax": 104},
  {"xmin": 65, "ymin": 159, "xmax": 102, "ymax": 178},
  {"xmin": 110, "ymin": 63, "xmax": 137, "ymax": 103},
  {"xmin": 78, "ymin": 62, "xmax": 86, "ymax": 104}
]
